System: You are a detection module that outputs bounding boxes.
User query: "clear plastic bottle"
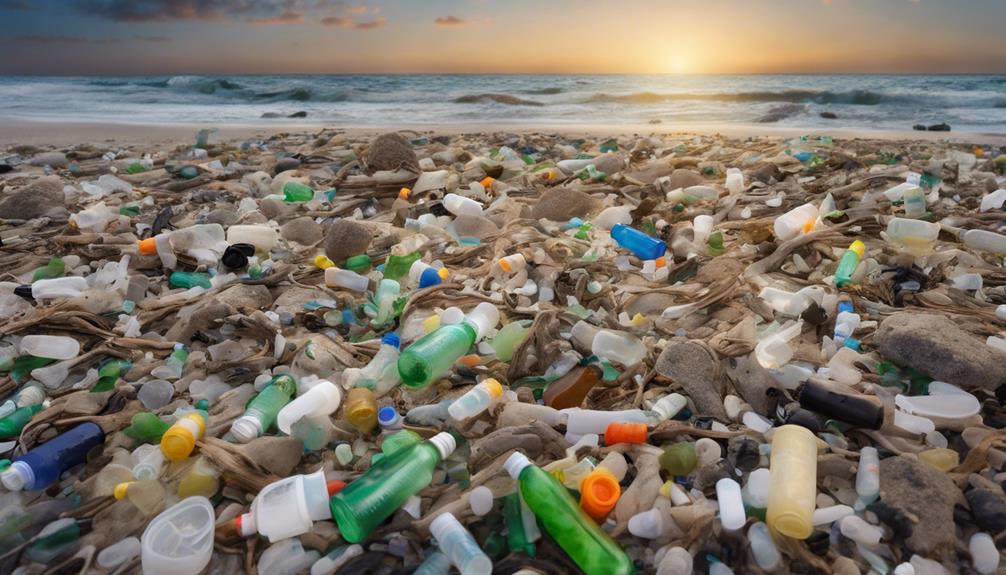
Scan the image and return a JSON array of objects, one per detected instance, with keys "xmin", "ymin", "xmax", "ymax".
[
  {"xmin": 962, "ymin": 229, "xmax": 1006, "ymax": 254},
  {"xmin": 855, "ymin": 446, "xmax": 880, "ymax": 506},
  {"xmin": 276, "ymin": 379, "xmax": 342, "ymax": 434},
  {"xmin": 238, "ymin": 470, "xmax": 341, "ymax": 542},
  {"xmin": 504, "ymin": 452, "xmax": 633, "ymax": 575},
  {"xmin": 131, "ymin": 443, "xmax": 166, "ymax": 480},
  {"xmin": 397, "ymin": 303, "xmax": 499, "ymax": 389},
  {"xmin": 766, "ymin": 425, "xmax": 817, "ymax": 539},
  {"xmin": 716, "ymin": 478, "xmax": 746, "ymax": 530},
  {"xmin": 430, "ymin": 512, "xmax": 492, "ymax": 575},
  {"xmin": 442, "ymin": 193, "xmax": 484, "ymax": 217},
  {"xmin": 748, "ymin": 522, "xmax": 781, "ymax": 571},
  {"xmin": 884, "ymin": 218, "xmax": 940, "ymax": 256},
  {"xmin": 329, "ymin": 432, "xmax": 456, "ymax": 542},
  {"xmin": 31, "ymin": 276, "xmax": 88, "ymax": 300},
  {"xmin": 19, "ymin": 335, "xmax": 79, "ymax": 360},
  {"xmin": 150, "ymin": 344, "xmax": 189, "ymax": 380},
  {"xmin": 1, "ymin": 422, "xmax": 105, "ymax": 491},
  {"xmin": 570, "ymin": 321, "xmax": 646, "ymax": 367},
  {"xmin": 324, "ymin": 267, "xmax": 371, "ymax": 292},
  {"xmin": 310, "ymin": 544, "xmax": 364, "ymax": 575},
  {"xmin": 341, "ymin": 333, "xmax": 401, "ymax": 395},
  {"xmin": 230, "ymin": 374, "xmax": 297, "ymax": 443},
  {"xmin": 447, "ymin": 379, "xmax": 503, "ymax": 421},
  {"xmin": 413, "ymin": 550, "xmax": 452, "ymax": 575}
]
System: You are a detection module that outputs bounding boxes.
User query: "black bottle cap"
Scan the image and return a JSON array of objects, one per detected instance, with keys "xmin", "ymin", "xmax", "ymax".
[
  {"xmin": 221, "ymin": 243, "xmax": 255, "ymax": 269},
  {"xmin": 14, "ymin": 284, "xmax": 34, "ymax": 300}
]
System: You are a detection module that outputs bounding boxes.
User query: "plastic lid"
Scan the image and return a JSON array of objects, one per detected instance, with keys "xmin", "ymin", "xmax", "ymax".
[
  {"xmin": 848, "ymin": 240, "xmax": 866, "ymax": 258},
  {"xmin": 399, "ymin": 187, "xmax": 411, "ymax": 199},
  {"xmin": 428, "ymin": 432, "xmax": 457, "ymax": 460},
  {"xmin": 114, "ymin": 482, "xmax": 132, "ymax": 500},
  {"xmin": 378, "ymin": 406, "xmax": 400, "ymax": 425},
  {"xmin": 138, "ymin": 237, "xmax": 158, "ymax": 256},
  {"xmin": 236, "ymin": 513, "xmax": 256, "ymax": 537},
  {"xmin": 381, "ymin": 333, "xmax": 400, "ymax": 349},
  {"xmin": 437, "ymin": 268, "xmax": 449, "ymax": 280},
  {"xmin": 327, "ymin": 480, "xmax": 346, "ymax": 496},
  {"xmin": 230, "ymin": 415, "xmax": 262, "ymax": 443},
  {"xmin": 1, "ymin": 461, "xmax": 31, "ymax": 491},
  {"xmin": 419, "ymin": 267, "xmax": 443, "ymax": 289},
  {"xmin": 430, "ymin": 512, "xmax": 463, "ymax": 543},
  {"xmin": 580, "ymin": 469, "xmax": 621, "ymax": 521},
  {"xmin": 464, "ymin": 302, "xmax": 499, "ymax": 342},
  {"xmin": 161, "ymin": 427, "xmax": 196, "ymax": 462},
  {"xmin": 504, "ymin": 451, "xmax": 532, "ymax": 479},
  {"xmin": 481, "ymin": 378, "xmax": 504, "ymax": 400}
]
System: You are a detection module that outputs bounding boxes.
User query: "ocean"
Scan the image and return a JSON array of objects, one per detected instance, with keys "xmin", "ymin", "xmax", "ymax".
[{"xmin": 1, "ymin": 74, "xmax": 1005, "ymax": 133}]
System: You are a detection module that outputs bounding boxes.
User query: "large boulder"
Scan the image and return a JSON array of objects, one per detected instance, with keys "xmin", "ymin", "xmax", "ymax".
[
  {"xmin": 655, "ymin": 340, "xmax": 727, "ymax": 419},
  {"xmin": 531, "ymin": 188, "xmax": 601, "ymax": 221},
  {"xmin": 366, "ymin": 132, "xmax": 419, "ymax": 172},
  {"xmin": 323, "ymin": 219, "xmax": 372, "ymax": 264},
  {"xmin": 0, "ymin": 176, "xmax": 66, "ymax": 220},
  {"xmin": 874, "ymin": 312, "xmax": 1006, "ymax": 390}
]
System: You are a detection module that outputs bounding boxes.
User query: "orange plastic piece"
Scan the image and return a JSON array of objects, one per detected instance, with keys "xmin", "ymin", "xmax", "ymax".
[
  {"xmin": 457, "ymin": 354, "xmax": 481, "ymax": 367},
  {"xmin": 480, "ymin": 177, "xmax": 495, "ymax": 189},
  {"xmin": 604, "ymin": 422, "xmax": 647, "ymax": 445},
  {"xmin": 327, "ymin": 480, "xmax": 347, "ymax": 496},
  {"xmin": 138, "ymin": 237, "xmax": 158, "ymax": 256},
  {"xmin": 580, "ymin": 468, "xmax": 621, "ymax": 522},
  {"xmin": 399, "ymin": 187, "xmax": 411, "ymax": 199},
  {"xmin": 655, "ymin": 256, "xmax": 666, "ymax": 268}
]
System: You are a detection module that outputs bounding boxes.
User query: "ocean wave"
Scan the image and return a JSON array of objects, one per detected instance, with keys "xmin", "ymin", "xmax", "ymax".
[
  {"xmin": 163, "ymin": 76, "xmax": 244, "ymax": 94},
  {"xmin": 521, "ymin": 87, "xmax": 564, "ymax": 95},
  {"xmin": 586, "ymin": 89, "xmax": 912, "ymax": 106},
  {"xmin": 757, "ymin": 103, "xmax": 807, "ymax": 123},
  {"xmin": 453, "ymin": 93, "xmax": 545, "ymax": 106}
]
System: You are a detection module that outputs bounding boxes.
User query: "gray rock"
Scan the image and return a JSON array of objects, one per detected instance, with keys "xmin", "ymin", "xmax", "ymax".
[
  {"xmin": 966, "ymin": 488, "xmax": 1006, "ymax": 531},
  {"xmin": 281, "ymin": 216, "xmax": 322, "ymax": 245},
  {"xmin": 215, "ymin": 284, "xmax": 273, "ymax": 310},
  {"xmin": 30, "ymin": 152, "xmax": 68, "ymax": 168},
  {"xmin": 667, "ymin": 169, "xmax": 704, "ymax": 190},
  {"xmin": 879, "ymin": 455, "xmax": 960, "ymax": 560},
  {"xmin": 722, "ymin": 353, "xmax": 777, "ymax": 415},
  {"xmin": 201, "ymin": 208, "xmax": 238, "ymax": 226},
  {"xmin": 450, "ymin": 214, "xmax": 498, "ymax": 239},
  {"xmin": 366, "ymin": 132, "xmax": 419, "ymax": 172},
  {"xmin": 0, "ymin": 175, "xmax": 66, "ymax": 220},
  {"xmin": 655, "ymin": 340, "xmax": 727, "ymax": 419},
  {"xmin": 323, "ymin": 218, "xmax": 372, "ymax": 263},
  {"xmin": 531, "ymin": 188, "xmax": 601, "ymax": 221},
  {"xmin": 874, "ymin": 312, "xmax": 1006, "ymax": 390},
  {"xmin": 259, "ymin": 197, "xmax": 296, "ymax": 220},
  {"xmin": 274, "ymin": 157, "xmax": 301, "ymax": 174}
]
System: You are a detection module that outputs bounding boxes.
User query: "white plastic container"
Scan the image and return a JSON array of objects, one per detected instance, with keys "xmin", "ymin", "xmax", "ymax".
[
  {"xmin": 448, "ymin": 379, "xmax": 503, "ymax": 421},
  {"xmin": 725, "ymin": 168, "xmax": 744, "ymax": 194},
  {"xmin": 429, "ymin": 512, "xmax": 492, "ymax": 575},
  {"xmin": 19, "ymin": 335, "xmax": 80, "ymax": 360},
  {"xmin": 141, "ymin": 496, "xmax": 215, "ymax": 575},
  {"xmin": 497, "ymin": 253, "xmax": 527, "ymax": 274},
  {"xmin": 570, "ymin": 321, "xmax": 646, "ymax": 367},
  {"xmin": 276, "ymin": 380, "xmax": 342, "ymax": 434},
  {"xmin": 716, "ymin": 478, "xmax": 746, "ymax": 530},
  {"xmin": 759, "ymin": 286, "xmax": 821, "ymax": 317},
  {"xmin": 755, "ymin": 321, "xmax": 803, "ymax": 368},
  {"xmin": 748, "ymin": 522, "xmax": 781, "ymax": 570},
  {"xmin": 812, "ymin": 504, "xmax": 854, "ymax": 525},
  {"xmin": 31, "ymin": 276, "xmax": 88, "ymax": 300},
  {"xmin": 325, "ymin": 268, "xmax": 370, "ymax": 292},
  {"xmin": 962, "ymin": 229, "xmax": 1006, "ymax": 254},
  {"xmin": 226, "ymin": 225, "xmax": 279, "ymax": 253},
  {"xmin": 855, "ymin": 447, "xmax": 880, "ymax": 503},
  {"xmin": 442, "ymin": 193, "xmax": 484, "ymax": 217},
  {"xmin": 238, "ymin": 470, "xmax": 335, "ymax": 543},
  {"xmin": 884, "ymin": 218, "xmax": 940, "ymax": 256},
  {"xmin": 773, "ymin": 203, "xmax": 818, "ymax": 241}
]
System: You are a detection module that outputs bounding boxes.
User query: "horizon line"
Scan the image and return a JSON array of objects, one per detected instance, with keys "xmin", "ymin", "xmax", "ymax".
[{"xmin": 4, "ymin": 71, "xmax": 1006, "ymax": 77}]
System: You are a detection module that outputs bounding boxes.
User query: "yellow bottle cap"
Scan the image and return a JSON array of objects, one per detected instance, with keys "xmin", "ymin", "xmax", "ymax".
[
  {"xmin": 482, "ymin": 378, "xmax": 503, "ymax": 400},
  {"xmin": 314, "ymin": 255, "xmax": 335, "ymax": 270},
  {"xmin": 848, "ymin": 240, "xmax": 866, "ymax": 258},
  {"xmin": 113, "ymin": 482, "xmax": 132, "ymax": 500},
  {"xmin": 437, "ymin": 268, "xmax": 450, "ymax": 280},
  {"xmin": 399, "ymin": 187, "xmax": 411, "ymax": 199}
]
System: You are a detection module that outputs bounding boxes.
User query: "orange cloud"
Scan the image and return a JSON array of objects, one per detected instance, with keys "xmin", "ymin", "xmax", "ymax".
[
  {"xmin": 321, "ymin": 15, "xmax": 385, "ymax": 30},
  {"xmin": 434, "ymin": 16, "xmax": 466, "ymax": 27},
  {"xmin": 249, "ymin": 10, "xmax": 303, "ymax": 25}
]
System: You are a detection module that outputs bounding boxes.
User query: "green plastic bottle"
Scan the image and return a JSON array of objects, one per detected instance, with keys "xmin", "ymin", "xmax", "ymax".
[
  {"xmin": 382, "ymin": 252, "xmax": 421, "ymax": 282},
  {"xmin": 330, "ymin": 432, "xmax": 456, "ymax": 543},
  {"xmin": 124, "ymin": 412, "xmax": 171, "ymax": 444},
  {"xmin": 504, "ymin": 452, "xmax": 633, "ymax": 575},
  {"xmin": 93, "ymin": 359, "xmax": 132, "ymax": 393},
  {"xmin": 283, "ymin": 181, "xmax": 314, "ymax": 203},
  {"xmin": 834, "ymin": 240, "xmax": 865, "ymax": 288},
  {"xmin": 230, "ymin": 375, "xmax": 296, "ymax": 442},
  {"xmin": 32, "ymin": 258, "xmax": 65, "ymax": 282},
  {"xmin": 397, "ymin": 303, "xmax": 499, "ymax": 389},
  {"xmin": 0, "ymin": 404, "xmax": 43, "ymax": 439},
  {"xmin": 503, "ymin": 492, "xmax": 536, "ymax": 556},
  {"xmin": 169, "ymin": 271, "xmax": 212, "ymax": 290},
  {"xmin": 11, "ymin": 356, "xmax": 54, "ymax": 383},
  {"xmin": 345, "ymin": 254, "xmax": 373, "ymax": 273}
]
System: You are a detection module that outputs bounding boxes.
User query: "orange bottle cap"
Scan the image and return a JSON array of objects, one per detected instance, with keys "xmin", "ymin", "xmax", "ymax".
[
  {"xmin": 138, "ymin": 237, "xmax": 158, "ymax": 256},
  {"xmin": 480, "ymin": 177, "xmax": 495, "ymax": 188},
  {"xmin": 458, "ymin": 354, "xmax": 481, "ymax": 367},
  {"xmin": 605, "ymin": 421, "xmax": 647, "ymax": 445},
  {"xmin": 498, "ymin": 258, "xmax": 513, "ymax": 273},
  {"xmin": 327, "ymin": 480, "xmax": 346, "ymax": 496},
  {"xmin": 580, "ymin": 469, "xmax": 621, "ymax": 522},
  {"xmin": 399, "ymin": 187, "xmax": 411, "ymax": 199}
]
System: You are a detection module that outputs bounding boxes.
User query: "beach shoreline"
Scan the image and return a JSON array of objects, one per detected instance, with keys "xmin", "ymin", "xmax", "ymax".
[{"xmin": 1, "ymin": 117, "xmax": 1003, "ymax": 147}]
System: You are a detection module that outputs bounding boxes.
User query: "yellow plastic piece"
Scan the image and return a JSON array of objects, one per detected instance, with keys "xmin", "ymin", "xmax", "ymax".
[
  {"xmin": 918, "ymin": 448, "xmax": 959, "ymax": 472},
  {"xmin": 848, "ymin": 240, "xmax": 866, "ymax": 258},
  {"xmin": 767, "ymin": 425, "xmax": 817, "ymax": 539},
  {"xmin": 422, "ymin": 314, "xmax": 441, "ymax": 334},
  {"xmin": 482, "ymin": 378, "xmax": 503, "ymax": 400},
  {"xmin": 314, "ymin": 255, "xmax": 335, "ymax": 270}
]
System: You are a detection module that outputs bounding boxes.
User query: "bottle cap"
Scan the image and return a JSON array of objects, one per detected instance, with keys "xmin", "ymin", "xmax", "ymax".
[
  {"xmin": 381, "ymin": 333, "xmax": 401, "ymax": 349},
  {"xmin": 437, "ymin": 268, "xmax": 450, "ymax": 280},
  {"xmin": 114, "ymin": 482, "xmax": 132, "ymax": 500},
  {"xmin": 418, "ymin": 267, "xmax": 443, "ymax": 289},
  {"xmin": 480, "ymin": 177, "xmax": 495, "ymax": 188},
  {"xmin": 1, "ymin": 461, "xmax": 31, "ymax": 491},
  {"xmin": 503, "ymin": 451, "xmax": 532, "ymax": 479},
  {"xmin": 580, "ymin": 469, "xmax": 621, "ymax": 522},
  {"xmin": 848, "ymin": 240, "xmax": 866, "ymax": 258},
  {"xmin": 481, "ymin": 378, "xmax": 504, "ymax": 400},
  {"xmin": 13, "ymin": 285, "xmax": 33, "ymax": 300},
  {"xmin": 428, "ymin": 432, "xmax": 457, "ymax": 459},
  {"xmin": 327, "ymin": 480, "xmax": 346, "ymax": 496},
  {"xmin": 138, "ymin": 237, "xmax": 158, "ymax": 255},
  {"xmin": 464, "ymin": 302, "xmax": 500, "ymax": 342},
  {"xmin": 236, "ymin": 513, "xmax": 257, "ymax": 537},
  {"xmin": 378, "ymin": 406, "xmax": 401, "ymax": 428},
  {"xmin": 430, "ymin": 512, "xmax": 462, "ymax": 543},
  {"xmin": 230, "ymin": 415, "xmax": 262, "ymax": 444}
]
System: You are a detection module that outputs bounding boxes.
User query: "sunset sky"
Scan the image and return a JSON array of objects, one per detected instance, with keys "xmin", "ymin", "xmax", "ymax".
[{"xmin": 0, "ymin": 0, "xmax": 1003, "ymax": 75}]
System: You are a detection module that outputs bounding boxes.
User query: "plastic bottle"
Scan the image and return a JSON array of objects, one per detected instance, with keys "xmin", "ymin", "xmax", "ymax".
[
  {"xmin": 131, "ymin": 444, "xmax": 166, "ymax": 480},
  {"xmin": 716, "ymin": 478, "xmax": 746, "ymax": 530},
  {"xmin": 0, "ymin": 383, "xmax": 45, "ymax": 419},
  {"xmin": 341, "ymin": 333, "xmax": 401, "ymax": 395},
  {"xmin": 447, "ymin": 378, "xmax": 503, "ymax": 421},
  {"xmin": 884, "ymin": 218, "xmax": 940, "ymax": 256},
  {"xmin": 32, "ymin": 257, "xmax": 65, "ymax": 282},
  {"xmin": 230, "ymin": 374, "xmax": 297, "ymax": 443},
  {"xmin": 579, "ymin": 468, "xmax": 620, "ymax": 522},
  {"xmin": 570, "ymin": 321, "xmax": 646, "ymax": 367},
  {"xmin": 377, "ymin": 406, "xmax": 403, "ymax": 430},
  {"xmin": 276, "ymin": 379, "xmax": 342, "ymax": 434},
  {"xmin": 324, "ymin": 267, "xmax": 371, "ymax": 292},
  {"xmin": 962, "ymin": 229, "xmax": 1006, "ymax": 254},
  {"xmin": 384, "ymin": 252, "xmax": 422, "ymax": 282},
  {"xmin": 443, "ymin": 193, "xmax": 484, "ymax": 217},
  {"xmin": 834, "ymin": 240, "xmax": 865, "ymax": 288},
  {"xmin": 563, "ymin": 394, "xmax": 684, "ymax": 440},
  {"xmin": 238, "ymin": 470, "xmax": 342, "ymax": 543},
  {"xmin": 855, "ymin": 447, "xmax": 880, "ymax": 506},
  {"xmin": 0, "ymin": 404, "xmax": 43, "ymax": 439},
  {"xmin": 19, "ymin": 335, "xmax": 80, "ymax": 360},
  {"xmin": 543, "ymin": 364, "xmax": 603, "ymax": 409},
  {"xmin": 490, "ymin": 321, "xmax": 530, "ymax": 362},
  {"xmin": 169, "ymin": 271, "xmax": 212, "ymax": 290},
  {"xmin": 903, "ymin": 185, "xmax": 926, "ymax": 218},
  {"xmin": 498, "ymin": 253, "xmax": 527, "ymax": 274},
  {"xmin": 610, "ymin": 223, "xmax": 666, "ymax": 260},
  {"xmin": 604, "ymin": 422, "xmax": 647, "ymax": 445},
  {"xmin": 283, "ymin": 180, "xmax": 314, "ymax": 203},
  {"xmin": 177, "ymin": 457, "xmax": 221, "ymax": 498},
  {"xmin": 748, "ymin": 522, "xmax": 781, "ymax": 571},
  {"xmin": 409, "ymin": 260, "xmax": 449, "ymax": 288},
  {"xmin": 414, "ymin": 551, "xmax": 453, "ymax": 575},
  {"xmin": 113, "ymin": 479, "xmax": 165, "ymax": 515},
  {"xmin": 329, "ymin": 432, "xmax": 456, "ymax": 543},
  {"xmin": 311, "ymin": 544, "xmax": 364, "ymax": 575},
  {"xmin": 766, "ymin": 425, "xmax": 817, "ymax": 539},
  {"xmin": 141, "ymin": 496, "xmax": 215, "ymax": 575},
  {"xmin": 397, "ymin": 302, "xmax": 499, "ymax": 389},
  {"xmin": 429, "ymin": 512, "xmax": 492, "ymax": 575},
  {"xmin": 725, "ymin": 168, "xmax": 744, "ymax": 194},
  {"xmin": 151, "ymin": 344, "xmax": 189, "ymax": 380},
  {"xmin": 504, "ymin": 452, "xmax": 633, "ymax": 575},
  {"xmin": 160, "ymin": 410, "xmax": 206, "ymax": 461},
  {"xmin": 796, "ymin": 381, "xmax": 883, "ymax": 429},
  {"xmin": 1, "ymin": 422, "xmax": 105, "ymax": 491},
  {"xmin": 774, "ymin": 203, "xmax": 818, "ymax": 241},
  {"xmin": 97, "ymin": 537, "xmax": 141, "ymax": 570},
  {"xmin": 31, "ymin": 276, "xmax": 88, "ymax": 300},
  {"xmin": 227, "ymin": 225, "xmax": 279, "ymax": 253},
  {"xmin": 345, "ymin": 387, "xmax": 378, "ymax": 433}
]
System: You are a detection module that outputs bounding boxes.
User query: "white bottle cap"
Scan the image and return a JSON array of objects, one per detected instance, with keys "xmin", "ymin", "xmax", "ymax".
[
  {"xmin": 464, "ymin": 302, "xmax": 499, "ymax": 342},
  {"xmin": 237, "ymin": 513, "xmax": 257, "ymax": 537},
  {"xmin": 429, "ymin": 512, "xmax": 461, "ymax": 543},
  {"xmin": 230, "ymin": 415, "xmax": 262, "ymax": 443},
  {"xmin": 503, "ymin": 451, "xmax": 532, "ymax": 479},
  {"xmin": 1, "ymin": 461, "xmax": 32, "ymax": 491},
  {"xmin": 428, "ymin": 432, "xmax": 457, "ymax": 459}
]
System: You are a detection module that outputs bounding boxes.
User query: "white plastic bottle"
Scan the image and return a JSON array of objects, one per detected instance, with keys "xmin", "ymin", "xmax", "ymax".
[
  {"xmin": 226, "ymin": 225, "xmax": 279, "ymax": 253},
  {"xmin": 562, "ymin": 393, "xmax": 683, "ymax": 441},
  {"xmin": 497, "ymin": 254, "xmax": 527, "ymax": 274},
  {"xmin": 237, "ymin": 470, "xmax": 338, "ymax": 543},
  {"xmin": 855, "ymin": 447, "xmax": 880, "ymax": 506},
  {"xmin": 447, "ymin": 379, "xmax": 503, "ymax": 421},
  {"xmin": 962, "ymin": 229, "xmax": 1006, "ymax": 254},
  {"xmin": 31, "ymin": 276, "xmax": 88, "ymax": 300},
  {"xmin": 276, "ymin": 380, "xmax": 342, "ymax": 434},
  {"xmin": 716, "ymin": 478, "xmax": 746, "ymax": 530},
  {"xmin": 773, "ymin": 203, "xmax": 818, "ymax": 241},
  {"xmin": 442, "ymin": 193, "xmax": 484, "ymax": 217},
  {"xmin": 725, "ymin": 168, "xmax": 744, "ymax": 194},
  {"xmin": 570, "ymin": 321, "xmax": 646, "ymax": 367},
  {"xmin": 429, "ymin": 512, "xmax": 492, "ymax": 575},
  {"xmin": 884, "ymin": 218, "xmax": 940, "ymax": 256},
  {"xmin": 325, "ymin": 267, "xmax": 371, "ymax": 292},
  {"xmin": 748, "ymin": 522, "xmax": 781, "ymax": 570},
  {"xmin": 340, "ymin": 333, "xmax": 401, "ymax": 395}
]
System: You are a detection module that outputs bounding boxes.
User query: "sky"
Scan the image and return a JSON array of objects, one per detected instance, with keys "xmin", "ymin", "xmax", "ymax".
[{"xmin": 0, "ymin": 0, "xmax": 1003, "ymax": 75}]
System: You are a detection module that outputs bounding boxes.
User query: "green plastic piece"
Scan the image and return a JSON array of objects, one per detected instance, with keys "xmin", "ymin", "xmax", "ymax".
[
  {"xmin": 380, "ymin": 429, "xmax": 422, "ymax": 456},
  {"xmin": 707, "ymin": 231, "xmax": 725, "ymax": 256},
  {"xmin": 241, "ymin": 375, "xmax": 297, "ymax": 434},
  {"xmin": 599, "ymin": 139, "xmax": 618, "ymax": 153},
  {"xmin": 344, "ymin": 254, "xmax": 372, "ymax": 273},
  {"xmin": 32, "ymin": 258, "xmax": 65, "ymax": 282},
  {"xmin": 0, "ymin": 404, "xmax": 43, "ymax": 439},
  {"xmin": 127, "ymin": 162, "xmax": 146, "ymax": 174},
  {"xmin": 179, "ymin": 165, "xmax": 199, "ymax": 180},
  {"xmin": 503, "ymin": 492, "xmax": 536, "ymax": 556},
  {"xmin": 11, "ymin": 355, "xmax": 54, "ymax": 383},
  {"xmin": 383, "ymin": 252, "xmax": 421, "ymax": 282},
  {"xmin": 659, "ymin": 442, "xmax": 697, "ymax": 476},
  {"xmin": 283, "ymin": 180, "xmax": 314, "ymax": 203},
  {"xmin": 513, "ymin": 460, "xmax": 633, "ymax": 575},
  {"xmin": 124, "ymin": 412, "xmax": 172, "ymax": 443},
  {"xmin": 169, "ymin": 271, "xmax": 212, "ymax": 290},
  {"xmin": 397, "ymin": 322, "xmax": 475, "ymax": 389},
  {"xmin": 93, "ymin": 359, "xmax": 131, "ymax": 393},
  {"xmin": 490, "ymin": 321, "xmax": 531, "ymax": 362},
  {"xmin": 329, "ymin": 438, "xmax": 446, "ymax": 543},
  {"xmin": 119, "ymin": 205, "xmax": 141, "ymax": 217}
]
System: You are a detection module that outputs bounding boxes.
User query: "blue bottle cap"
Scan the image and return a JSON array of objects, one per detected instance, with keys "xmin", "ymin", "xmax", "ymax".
[
  {"xmin": 418, "ymin": 267, "xmax": 442, "ymax": 289},
  {"xmin": 381, "ymin": 333, "xmax": 400, "ymax": 349},
  {"xmin": 838, "ymin": 301, "xmax": 855, "ymax": 314},
  {"xmin": 378, "ymin": 406, "xmax": 398, "ymax": 424}
]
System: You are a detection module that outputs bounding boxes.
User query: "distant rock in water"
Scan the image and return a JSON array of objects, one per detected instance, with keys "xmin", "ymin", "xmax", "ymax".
[
  {"xmin": 927, "ymin": 123, "xmax": 951, "ymax": 132},
  {"xmin": 287, "ymin": 111, "xmax": 308, "ymax": 118},
  {"xmin": 261, "ymin": 112, "xmax": 281, "ymax": 119},
  {"xmin": 913, "ymin": 124, "xmax": 927, "ymax": 131},
  {"xmin": 453, "ymin": 93, "xmax": 545, "ymax": 107},
  {"xmin": 757, "ymin": 103, "xmax": 806, "ymax": 123},
  {"xmin": 819, "ymin": 111, "xmax": 838, "ymax": 119}
]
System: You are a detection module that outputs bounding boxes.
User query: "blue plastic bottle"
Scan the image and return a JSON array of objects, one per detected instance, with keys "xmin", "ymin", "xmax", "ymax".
[
  {"xmin": 610, "ymin": 224, "xmax": 666, "ymax": 260},
  {"xmin": 1, "ymin": 422, "xmax": 105, "ymax": 491}
]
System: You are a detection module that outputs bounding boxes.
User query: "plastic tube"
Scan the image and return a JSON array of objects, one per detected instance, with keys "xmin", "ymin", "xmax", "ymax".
[
  {"xmin": 716, "ymin": 478, "xmax": 746, "ymax": 530},
  {"xmin": 429, "ymin": 512, "xmax": 492, "ymax": 575},
  {"xmin": 766, "ymin": 425, "xmax": 817, "ymax": 539}
]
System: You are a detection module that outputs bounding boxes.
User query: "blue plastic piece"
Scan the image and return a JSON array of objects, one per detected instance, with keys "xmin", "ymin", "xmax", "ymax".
[
  {"xmin": 837, "ymin": 301, "xmax": 855, "ymax": 314},
  {"xmin": 843, "ymin": 337, "xmax": 861, "ymax": 351},
  {"xmin": 8, "ymin": 423, "xmax": 104, "ymax": 491},
  {"xmin": 378, "ymin": 406, "xmax": 398, "ymax": 425},
  {"xmin": 382, "ymin": 333, "xmax": 401, "ymax": 349},
  {"xmin": 418, "ymin": 267, "xmax": 442, "ymax": 289},
  {"xmin": 610, "ymin": 224, "xmax": 666, "ymax": 260}
]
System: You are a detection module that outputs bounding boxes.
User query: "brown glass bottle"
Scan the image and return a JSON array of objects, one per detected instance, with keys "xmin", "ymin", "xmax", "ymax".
[{"xmin": 543, "ymin": 365, "xmax": 603, "ymax": 409}]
